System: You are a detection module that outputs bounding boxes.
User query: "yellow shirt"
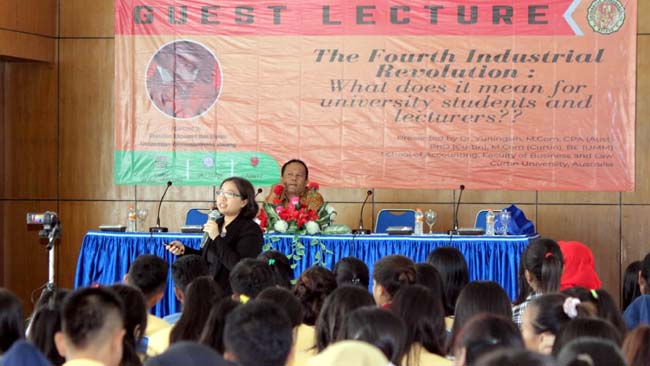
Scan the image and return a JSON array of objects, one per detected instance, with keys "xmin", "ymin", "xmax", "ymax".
[
  {"xmin": 289, "ymin": 324, "xmax": 317, "ymax": 366},
  {"xmin": 402, "ymin": 343, "xmax": 452, "ymax": 366},
  {"xmin": 146, "ymin": 314, "xmax": 171, "ymax": 337},
  {"xmin": 62, "ymin": 359, "xmax": 105, "ymax": 366},
  {"xmin": 147, "ymin": 326, "xmax": 172, "ymax": 356}
]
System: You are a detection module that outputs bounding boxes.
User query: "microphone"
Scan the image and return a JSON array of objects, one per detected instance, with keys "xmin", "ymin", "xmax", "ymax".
[
  {"xmin": 449, "ymin": 184, "xmax": 465, "ymax": 235},
  {"xmin": 201, "ymin": 209, "xmax": 223, "ymax": 249},
  {"xmin": 150, "ymin": 181, "xmax": 172, "ymax": 233},
  {"xmin": 352, "ymin": 190, "xmax": 373, "ymax": 235},
  {"xmin": 255, "ymin": 188, "xmax": 263, "ymax": 198}
]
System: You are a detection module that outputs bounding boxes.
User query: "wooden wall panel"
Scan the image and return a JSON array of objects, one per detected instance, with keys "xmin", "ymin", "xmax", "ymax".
[
  {"xmin": 2, "ymin": 61, "xmax": 57, "ymax": 199},
  {"xmin": 14, "ymin": 0, "xmax": 57, "ymax": 37},
  {"xmin": 60, "ymin": 0, "xmax": 114, "ymax": 38},
  {"xmin": 137, "ymin": 184, "xmax": 214, "ymax": 202},
  {"xmin": 0, "ymin": 30, "xmax": 56, "ymax": 63},
  {"xmin": 462, "ymin": 190, "xmax": 536, "ymax": 204},
  {"xmin": 621, "ymin": 206, "xmax": 650, "ymax": 269},
  {"xmin": 59, "ymin": 39, "xmax": 129, "ymax": 200},
  {"xmin": 538, "ymin": 191, "xmax": 619, "ymax": 204},
  {"xmin": 374, "ymin": 188, "xmax": 452, "ymax": 203},
  {"xmin": 640, "ymin": 0, "xmax": 649, "ymax": 34}
]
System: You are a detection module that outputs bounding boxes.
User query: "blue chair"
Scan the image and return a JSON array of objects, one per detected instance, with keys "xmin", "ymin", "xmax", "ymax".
[
  {"xmin": 375, "ymin": 209, "xmax": 416, "ymax": 234},
  {"xmin": 185, "ymin": 209, "xmax": 209, "ymax": 225},
  {"xmin": 474, "ymin": 209, "xmax": 501, "ymax": 231}
]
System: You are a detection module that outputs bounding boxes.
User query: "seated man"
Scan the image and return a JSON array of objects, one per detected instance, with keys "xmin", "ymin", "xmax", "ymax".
[
  {"xmin": 229, "ymin": 258, "xmax": 276, "ymax": 303},
  {"xmin": 265, "ymin": 159, "xmax": 324, "ymax": 212},
  {"xmin": 164, "ymin": 254, "xmax": 210, "ymax": 324},
  {"xmin": 54, "ymin": 287, "xmax": 125, "ymax": 366},
  {"xmin": 124, "ymin": 254, "xmax": 170, "ymax": 336}
]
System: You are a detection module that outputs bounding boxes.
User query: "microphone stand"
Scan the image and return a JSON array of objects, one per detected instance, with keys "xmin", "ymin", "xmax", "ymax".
[
  {"xmin": 448, "ymin": 184, "xmax": 465, "ymax": 235},
  {"xmin": 150, "ymin": 181, "xmax": 172, "ymax": 233},
  {"xmin": 352, "ymin": 190, "xmax": 373, "ymax": 235}
]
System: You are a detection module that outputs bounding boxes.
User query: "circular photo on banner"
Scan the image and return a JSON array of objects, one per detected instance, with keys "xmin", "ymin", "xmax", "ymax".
[{"xmin": 145, "ymin": 40, "xmax": 223, "ymax": 120}]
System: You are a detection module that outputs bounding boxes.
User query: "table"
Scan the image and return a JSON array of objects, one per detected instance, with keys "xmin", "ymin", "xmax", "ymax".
[{"xmin": 75, "ymin": 231, "xmax": 530, "ymax": 317}]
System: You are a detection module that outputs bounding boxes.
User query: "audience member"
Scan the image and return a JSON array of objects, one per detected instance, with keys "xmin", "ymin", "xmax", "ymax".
[
  {"xmin": 426, "ymin": 247, "xmax": 469, "ymax": 315},
  {"xmin": 258, "ymin": 250, "xmax": 294, "ymax": 288},
  {"xmin": 54, "ymin": 287, "xmax": 126, "ymax": 366},
  {"xmin": 414, "ymin": 263, "xmax": 447, "ymax": 310},
  {"xmin": 562, "ymin": 287, "xmax": 627, "ymax": 338},
  {"xmin": 558, "ymin": 241, "xmax": 601, "ymax": 290},
  {"xmin": 124, "ymin": 254, "xmax": 170, "ymax": 336},
  {"xmin": 640, "ymin": 254, "xmax": 650, "ymax": 294},
  {"xmin": 451, "ymin": 314, "xmax": 524, "ymax": 366},
  {"xmin": 199, "ymin": 298, "xmax": 240, "ymax": 355},
  {"xmin": 391, "ymin": 285, "xmax": 449, "ymax": 366},
  {"xmin": 293, "ymin": 266, "xmax": 337, "ymax": 325},
  {"xmin": 345, "ymin": 306, "xmax": 408, "ymax": 365},
  {"xmin": 257, "ymin": 287, "xmax": 303, "ymax": 329},
  {"xmin": 0, "ymin": 340, "xmax": 51, "ymax": 366},
  {"xmin": 623, "ymin": 260, "xmax": 642, "ymax": 310},
  {"xmin": 164, "ymin": 254, "xmax": 209, "ymax": 324},
  {"xmin": 0, "ymin": 288, "xmax": 25, "ymax": 355},
  {"xmin": 372, "ymin": 255, "xmax": 416, "ymax": 308},
  {"xmin": 622, "ymin": 325, "xmax": 650, "ymax": 366},
  {"xmin": 223, "ymin": 300, "xmax": 293, "ymax": 366},
  {"xmin": 229, "ymin": 258, "xmax": 276, "ymax": 302},
  {"xmin": 265, "ymin": 159, "xmax": 324, "ymax": 212},
  {"xmin": 623, "ymin": 294, "xmax": 650, "ymax": 329},
  {"xmin": 513, "ymin": 238, "xmax": 564, "ymax": 326},
  {"xmin": 333, "ymin": 257, "xmax": 369, "ymax": 289},
  {"xmin": 28, "ymin": 288, "xmax": 69, "ymax": 365},
  {"xmin": 556, "ymin": 337, "xmax": 626, "ymax": 366},
  {"xmin": 550, "ymin": 317, "xmax": 622, "ymax": 356},
  {"xmin": 307, "ymin": 341, "xmax": 388, "ymax": 366},
  {"xmin": 143, "ymin": 341, "xmax": 232, "ymax": 366},
  {"xmin": 109, "ymin": 284, "xmax": 148, "ymax": 365},
  {"xmin": 315, "ymin": 286, "xmax": 375, "ymax": 352},
  {"xmin": 473, "ymin": 348, "xmax": 556, "ymax": 366},
  {"xmin": 449, "ymin": 281, "xmax": 513, "ymax": 351}
]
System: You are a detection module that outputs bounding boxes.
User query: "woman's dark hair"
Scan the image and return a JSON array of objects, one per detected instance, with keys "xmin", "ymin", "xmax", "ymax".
[
  {"xmin": 373, "ymin": 255, "xmax": 416, "ymax": 300},
  {"xmin": 556, "ymin": 337, "xmax": 626, "ymax": 366},
  {"xmin": 551, "ymin": 317, "xmax": 622, "ymax": 356},
  {"xmin": 0, "ymin": 288, "xmax": 25, "ymax": 353},
  {"xmin": 623, "ymin": 261, "xmax": 642, "ymax": 310},
  {"xmin": 281, "ymin": 159, "xmax": 309, "ymax": 179},
  {"xmin": 257, "ymin": 287, "xmax": 303, "ymax": 328},
  {"xmin": 28, "ymin": 288, "xmax": 70, "ymax": 365},
  {"xmin": 315, "ymin": 286, "xmax": 375, "ymax": 352},
  {"xmin": 622, "ymin": 325, "xmax": 650, "ymax": 366},
  {"xmin": 345, "ymin": 306, "xmax": 407, "ymax": 365},
  {"xmin": 199, "ymin": 298, "xmax": 240, "ymax": 354},
  {"xmin": 293, "ymin": 266, "xmax": 337, "ymax": 326},
  {"xmin": 333, "ymin": 257, "xmax": 369, "ymax": 289},
  {"xmin": 109, "ymin": 284, "xmax": 148, "ymax": 366},
  {"xmin": 527, "ymin": 294, "xmax": 594, "ymax": 337},
  {"xmin": 515, "ymin": 258, "xmax": 534, "ymax": 305},
  {"xmin": 414, "ymin": 263, "xmax": 449, "ymax": 312},
  {"xmin": 258, "ymin": 250, "xmax": 294, "ymax": 288},
  {"xmin": 522, "ymin": 238, "xmax": 564, "ymax": 294},
  {"xmin": 453, "ymin": 314, "xmax": 524, "ymax": 366},
  {"xmin": 391, "ymin": 285, "xmax": 446, "ymax": 363},
  {"xmin": 474, "ymin": 348, "xmax": 556, "ymax": 366},
  {"xmin": 450, "ymin": 281, "xmax": 513, "ymax": 351},
  {"xmin": 426, "ymin": 247, "xmax": 469, "ymax": 315},
  {"xmin": 220, "ymin": 176, "xmax": 259, "ymax": 219},
  {"xmin": 561, "ymin": 287, "xmax": 627, "ymax": 339},
  {"xmin": 170, "ymin": 276, "xmax": 224, "ymax": 344}
]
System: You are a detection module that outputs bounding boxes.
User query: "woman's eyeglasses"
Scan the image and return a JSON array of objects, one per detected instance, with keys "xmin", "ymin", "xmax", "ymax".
[{"xmin": 216, "ymin": 190, "xmax": 241, "ymax": 198}]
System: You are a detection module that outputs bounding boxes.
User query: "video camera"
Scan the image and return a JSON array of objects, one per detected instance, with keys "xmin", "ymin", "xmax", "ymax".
[{"xmin": 26, "ymin": 211, "xmax": 61, "ymax": 241}]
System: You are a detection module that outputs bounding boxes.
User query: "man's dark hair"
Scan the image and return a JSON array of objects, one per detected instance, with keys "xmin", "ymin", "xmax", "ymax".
[
  {"xmin": 224, "ymin": 300, "xmax": 293, "ymax": 366},
  {"xmin": 61, "ymin": 287, "xmax": 125, "ymax": 348},
  {"xmin": 127, "ymin": 254, "xmax": 169, "ymax": 301},
  {"xmin": 281, "ymin": 159, "xmax": 309, "ymax": 179},
  {"xmin": 172, "ymin": 254, "xmax": 209, "ymax": 293},
  {"xmin": 229, "ymin": 258, "xmax": 276, "ymax": 299},
  {"xmin": 0, "ymin": 288, "xmax": 25, "ymax": 353},
  {"xmin": 641, "ymin": 253, "xmax": 650, "ymax": 283}
]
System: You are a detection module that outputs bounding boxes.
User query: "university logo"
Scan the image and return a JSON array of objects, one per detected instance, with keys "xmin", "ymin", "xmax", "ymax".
[{"xmin": 587, "ymin": 0, "xmax": 625, "ymax": 35}]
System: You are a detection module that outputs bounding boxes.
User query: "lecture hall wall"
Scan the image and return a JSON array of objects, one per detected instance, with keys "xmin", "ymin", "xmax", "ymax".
[{"xmin": 1, "ymin": 0, "xmax": 648, "ymax": 313}]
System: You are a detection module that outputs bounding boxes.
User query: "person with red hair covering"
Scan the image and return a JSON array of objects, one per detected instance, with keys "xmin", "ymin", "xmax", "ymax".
[{"xmin": 558, "ymin": 241, "xmax": 602, "ymax": 290}]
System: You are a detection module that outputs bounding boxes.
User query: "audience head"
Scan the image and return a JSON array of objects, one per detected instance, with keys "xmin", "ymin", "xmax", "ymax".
[
  {"xmin": 171, "ymin": 254, "xmax": 209, "ymax": 303},
  {"xmin": 333, "ymin": 257, "xmax": 369, "ymax": 289},
  {"xmin": 521, "ymin": 293, "xmax": 593, "ymax": 354},
  {"xmin": 224, "ymin": 300, "xmax": 293, "ymax": 366},
  {"xmin": 623, "ymin": 260, "xmax": 642, "ymax": 310},
  {"xmin": 199, "ymin": 298, "xmax": 240, "ymax": 355},
  {"xmin": 372, "ymin": 255, "xmax": 416, "ymax": 307},
  {"xmin": 257, "ymin": 250, "xmax": 294, "ymax": 288},
  {"xmin": 521, "ymin": 238, "xmax": 564, "ymax": 294},
  {"xmin": 551, "ymin": 317, "xmax": 622, "ymax": 356},
  {"xmin": 391, "ymin": 285, "xmax": 446, "ymax": 360},
  {"xmin": 345, "ymin": 306, "xmax": 407, "ymax": 365},
  {"xmin": 414, "ymin": 263, "xmax": 448, "ymax": 309},
  {"xmin": 641, "ymin": 254, "xmax": 650, "ymax": 294},
  {"xmin": 281, "ymin": 159, "xmax": 309, "ymax": 196},
  {"xmin": 54, "ymin": 287, "xmax": 125, "ymax": 366},
  {"xmin": 0, "ymin": 340, "xmax": 51, "ymax": 366},
  {"xmin": 257, "ymin": 287, "xmax": 303, "ymax": 328},
  {"xmin": 293, "ymin": 266, "xmax": 337, "ymax": 325},
  {"xmin": 219, "ymin": 177, "xmax": 259, "ymax": 219},
  {"xmin": 109, "ymin": 284, "xmax": 148, "ymax": 366},
  {"xmin": 622, "ymin": 325, "xmax": 650, "ymax": 366},
  {"xmin": 556, "ymin": 337, "xmax": 626, "ymax": 366},
  {"xmin": 28, "ymin": 288, "xmax": 69, "ymax": 365},
  {"xmin": 307, "ymin": 340, "xmax": 389, "ymax": 366},
  {"xmin": 452, "ymin": 314, "xmax": 524, "ymax": 366},
  {"xmin": 0, "ymin": 288, "xmax": 25, "ymax": 354},
  {"xmin": 450, "ymin": 281, "xmax": 513, "ymax": 349},
  {"xmin": 144, "ymin": 341, "xmax": 231, "ymax": 366},
  {"xmin": 126, "ymin": 254, "xmax": 169, "ymax": 308},
  {"xmin": 558, "ymin": 241, "xmax": 601, "ymax": 290},
  {"xmin": 315, "ymin": 286, "xmax": 375, "ymax": 352},
  {"xmin": 426, "ymin": 247, "xmax": 469, "ymax": 314},
  {"xmin": 562, "ymin": 287, "xmax": 626, "ymax": 339},
  {"xmin": 170, "ymin": 276, "xmax": 224, "ymax": 344},
  {"xmin": 229, "ymin": 258, "xmax": 276, "ymax": 301},
  {"xmin": 474, "ymin": 348, "xmax": 556, "ymax": 366}
]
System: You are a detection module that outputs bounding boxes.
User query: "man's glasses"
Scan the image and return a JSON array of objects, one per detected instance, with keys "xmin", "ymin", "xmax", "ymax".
[{"xmin": 216, "ymin": 190, "xmax": 241, "ymax": 198}]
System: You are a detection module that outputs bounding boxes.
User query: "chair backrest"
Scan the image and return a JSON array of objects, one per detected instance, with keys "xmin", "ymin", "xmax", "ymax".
[
  {"xmin": 474, "ymin": 209, "xmax": 501, "ymax": 230},
  {"xmin": 375, "ymin": 209, "xmax": 416, "ymax": 234},
  {"xmin": 185, "ymin": 208, "xmax": 209, "ymax": 225}
]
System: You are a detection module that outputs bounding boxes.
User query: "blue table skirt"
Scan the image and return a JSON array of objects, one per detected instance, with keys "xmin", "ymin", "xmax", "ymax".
[{"xmin": 75, "ymin": 231, "xmax": 530, "ymax": 317}]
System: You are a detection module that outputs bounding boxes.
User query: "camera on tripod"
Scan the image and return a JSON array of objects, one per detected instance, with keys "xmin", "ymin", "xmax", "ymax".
[{"xmin": 26, "ymin": 211, "xmax": 60, "ymax": 239}]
